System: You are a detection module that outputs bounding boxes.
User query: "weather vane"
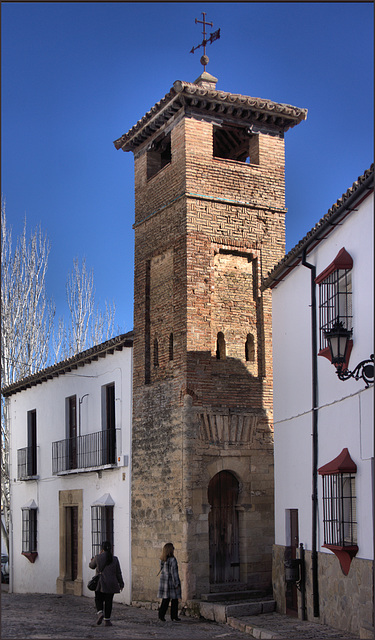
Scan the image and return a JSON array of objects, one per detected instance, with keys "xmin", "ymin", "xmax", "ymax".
[{"xmin": 190, "ymin": 12, "xmax": 220, "ymax": 72}]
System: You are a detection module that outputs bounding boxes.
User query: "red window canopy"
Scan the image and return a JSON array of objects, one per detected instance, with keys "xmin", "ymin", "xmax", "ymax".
[
  {"xmin": 315, "ymin": 247, "xmax": 353, "ymax": 285},
  {"xmin": 318, "ymin": 447, "xmax": 357, "ymax": 475}
]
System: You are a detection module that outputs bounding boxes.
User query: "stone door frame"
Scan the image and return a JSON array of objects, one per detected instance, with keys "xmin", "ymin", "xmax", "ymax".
[{"xmin": 56, "ymin": 489, "xmax": 83, "ymax": 596}]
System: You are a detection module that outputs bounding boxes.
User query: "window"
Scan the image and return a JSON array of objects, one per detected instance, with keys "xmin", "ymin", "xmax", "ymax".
[
  {"xmin": 27, "ymin": 410, "xmax": 37, "ymax": 476},
  {"xmin": 213, "ymin": 124, "xmax": 259, "ymax": 164},
  {"xmin": 169, "ymin": 333, "xmax": 174, "ymax": 361},
  {"xmin": 17, "ymin": 410, "xmax": 37, "ymax": 479},
  {"xmin": 22, "ymin": 500, "xmax": 38, "ymax": 561},
  {"xmin": 318, "ymin": 448, "xmax": 358, "ymax": 575},
  {"xmin": 321, "ymin": 473, "xmax": 356, "ymax": 547},
  {"xmin": 147, "ymin": 132, "xmax": 171, "ymax": 179},
  {"xmin": 316, "ymin": 248, "xmax": 353, "ymax": 354},
  {"xmin": 245, "ymin": 334, "xmax": 255, "ymax": 362},
  {"xmin": 102, "ymin": 383, "xmax": 116, "ymax": 465},
  {"xmin": 66, "ymin": 395, "xmax": 77, "ymax": 470},
  {"xmin": 91, "ymin": 498, "xmax": 114, "ymax": 557},
  {"xmin": 154, "ymin": 338, "xmax": 159, "ymax": 367},
  {"xmin": 216, "ymin": 332, "xmax": 226, "ymax": 360}
]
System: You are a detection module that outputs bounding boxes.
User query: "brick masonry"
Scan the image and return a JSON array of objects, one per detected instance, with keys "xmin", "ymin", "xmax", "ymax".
[{"xmin": 130, "ymin": 96, "xmax": 290, "ymax": 603}]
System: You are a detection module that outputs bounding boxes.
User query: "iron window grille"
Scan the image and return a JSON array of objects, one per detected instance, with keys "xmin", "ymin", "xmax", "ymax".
[
  {"xmin": 22, "ymin": 508, "xmax": 37, "ymax": 553},
  {"xmin": 52, "ymin": 428, "xmax": 117, "ymax": 474},
  {"xmin": 322, "ymin": 472, "xmax": 357, "ymax": 547},
  {"xmin": 318, "ymin": 268, "xmax": 352, "ymax": 352},
  {"xmin": 91, "ymin": 506, "xmax": 114, "ymax": 558},
  {"xmin": 17, "ymin": 446, "xmax": 37, "ymax": 480}
]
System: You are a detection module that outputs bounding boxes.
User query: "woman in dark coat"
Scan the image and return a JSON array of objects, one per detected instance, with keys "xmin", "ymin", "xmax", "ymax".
[
  {"xmin": 89, "ymin": 541, "xmax": 124, "ymax": 626},
  {"xmin": 157, "ymin": 542, "xmax": 181, "ymax": 622}
]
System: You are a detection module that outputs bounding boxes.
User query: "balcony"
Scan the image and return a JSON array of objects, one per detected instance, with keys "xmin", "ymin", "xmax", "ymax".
[
  {"xmin": 52, "ymin": 429, "xmax": 118, "ymax": 475},
  {"xmin": 17, "ymin": 447, "xmax": 37, "ymax": 480}
]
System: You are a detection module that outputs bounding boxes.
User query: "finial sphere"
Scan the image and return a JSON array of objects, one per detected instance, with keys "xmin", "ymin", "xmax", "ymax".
[{"xmin": 200, "ymin": 54, "xmax": 209, "ymax": 67}]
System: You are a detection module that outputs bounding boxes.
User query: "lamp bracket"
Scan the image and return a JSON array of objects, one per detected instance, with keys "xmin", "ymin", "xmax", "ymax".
[{"xmin": 336, "ymin": 354, "xmax": 374, "ymax": 388}]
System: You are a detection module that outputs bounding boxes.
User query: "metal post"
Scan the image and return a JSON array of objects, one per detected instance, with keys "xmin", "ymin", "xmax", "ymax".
[
  {"xmin": 299, "ymin": 542, "xmax": 307, "ymax": 620},
  {"xmin": 302, "ymin": 248, "xmax": 320, "ymax": 618}
]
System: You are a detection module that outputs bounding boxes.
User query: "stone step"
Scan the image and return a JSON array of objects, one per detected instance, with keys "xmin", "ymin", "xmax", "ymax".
[
  {"xmin": 197, "ymin": 598, "xmax": 276, "ymax": 624},
  {"xmin": 226, "ymin": 599, "xmax": 276, "ymax": 617},
  {"xmin": 201, "ymin": 589, "xmax": 269, "ymax": 602}
]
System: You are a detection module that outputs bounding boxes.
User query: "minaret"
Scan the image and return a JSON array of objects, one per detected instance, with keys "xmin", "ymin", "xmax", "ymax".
[{"xmin": 114, "ymin": 33, "xmax": 307, "ymax": 602}]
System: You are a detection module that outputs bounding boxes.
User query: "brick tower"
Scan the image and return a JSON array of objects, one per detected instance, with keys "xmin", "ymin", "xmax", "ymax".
[{"xmin": 114, "ymin": 71, "xmax": 307, "ymax": 603}]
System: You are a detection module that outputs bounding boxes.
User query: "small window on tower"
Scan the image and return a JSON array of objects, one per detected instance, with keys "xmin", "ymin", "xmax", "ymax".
[
  {"xmin": 213, "ymin": 125, "xmax": 259, "ymax": 164},
  {"xmin": 147, "ymin": 132, "xmax": 171, "ymax": 180},
  {"xmin": 169, "ymin": 333, "xmax": 174, "ymax": 361},
  {"xmin": 154, "ymin": 338, "xmax": 159, "ymax": 367},
  {"xmin": 245, "ymin": 334, "xmax": 255, "ymax": 362},
  {"xmin": 216, "ymin": 332, "xmax": 226, "ymax": 360}
]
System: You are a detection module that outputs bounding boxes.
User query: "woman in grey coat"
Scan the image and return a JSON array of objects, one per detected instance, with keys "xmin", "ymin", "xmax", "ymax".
[
  {"xmin": 157, "ymin": 542, "xmax": 181, "ymax": 622},
  {"xmin": 89, "ymin": 541, "xmax": 124, "ymax": 626}
]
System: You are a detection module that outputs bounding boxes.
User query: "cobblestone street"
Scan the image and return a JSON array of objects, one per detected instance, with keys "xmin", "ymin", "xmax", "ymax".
[
  {"xmin": 1, "ymin": 589, "xmax": 359, "ymax": 640},
  {"xmin": 0, "ymin": 591, "xmax": 255, "ymax": 640}
]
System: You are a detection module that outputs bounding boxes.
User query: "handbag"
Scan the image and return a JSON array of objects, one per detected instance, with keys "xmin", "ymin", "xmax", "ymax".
[{"xmin": 87, "ymin": 572, "xmax": 101, "ymax": 591}]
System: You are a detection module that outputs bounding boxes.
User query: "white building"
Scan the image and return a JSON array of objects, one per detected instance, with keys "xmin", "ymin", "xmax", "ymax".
[
  {"xmin": 263, "ymin": 165, "xmax": 374, "ymax": 637},
  {"xmin": 2, "ymin": 333, "xmax": 133, "ymax": 604}
]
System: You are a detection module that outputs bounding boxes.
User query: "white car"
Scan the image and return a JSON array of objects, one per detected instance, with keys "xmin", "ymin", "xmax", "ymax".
[{"xmin": 1, "ymin": 553, "xmax": 9, "ymax": 583}]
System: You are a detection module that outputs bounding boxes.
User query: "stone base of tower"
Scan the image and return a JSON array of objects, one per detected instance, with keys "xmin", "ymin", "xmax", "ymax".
[{"xmin": 131, "ymin": 391, "xmax": 274, "ymax": 604}]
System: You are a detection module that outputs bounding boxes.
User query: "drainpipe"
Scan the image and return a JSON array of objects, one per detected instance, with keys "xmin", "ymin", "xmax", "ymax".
[
  {"xmin": 301, "ymin": 248, "xmax": 320, "ymax": 618},
  {"xmin": 78, "ymin": 394, "xmax": 89, "ymax": 437}
]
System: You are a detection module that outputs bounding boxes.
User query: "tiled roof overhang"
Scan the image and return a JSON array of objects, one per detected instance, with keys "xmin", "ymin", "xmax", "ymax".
[
  {"xmin": 262, "ymin": 164, "xmax": 374, "ymax": 291},
  {"xmin": 1, "ymin": 331, "xmax": 134, "ymax": 398},
  {"xmin": 113, "ymin": 80, "xmax": 308, "ymax": 152}
]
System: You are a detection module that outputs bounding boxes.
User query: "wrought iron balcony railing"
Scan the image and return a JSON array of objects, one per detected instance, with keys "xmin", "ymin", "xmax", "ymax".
[
  {"xmin": 17, "ymin": 446, "xmax": 37, "ymax": 480},
  {"xmin": 52, "ymin": 429, "xmax": 117, "ymax": 475}
]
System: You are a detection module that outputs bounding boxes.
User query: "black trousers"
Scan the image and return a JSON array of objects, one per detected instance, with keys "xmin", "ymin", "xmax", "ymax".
[
  {"xmin": 95, "ymin": 592, "xmax": 114, "ymax": 619},
  {"xmin": 159, "ymin": 598, "xmax": 179, "ymax": 620}
]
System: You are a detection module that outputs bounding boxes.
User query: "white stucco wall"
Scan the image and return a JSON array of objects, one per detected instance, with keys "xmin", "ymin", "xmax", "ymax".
[
  {"xmin": 8, "ymin": 345, "xmax": 133, "ymax": 602},
  {"xmin": 272, "ymin": 191, "xmax": 374, "ymax": 560}
]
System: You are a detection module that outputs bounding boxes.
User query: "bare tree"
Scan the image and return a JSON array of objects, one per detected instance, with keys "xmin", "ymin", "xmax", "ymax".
[
  {"xmin": 1, "ymin": 207, "xmax": 120, "ymax": 550},
  {"xmin": 52, "ymin": 316, "xmax": 69, "ymax": 363},
  {"xmin": 1, "ymin": 201, "xmax": 55, "ymax": 551},
  {"xmin": 53, "ymin": 258, "xmax": 118, "ymax": 360},
  {"xmin": 66, "ymin": 258, "xmax": 94, "ymax": 354},
  {"xmin": 90, "ymin": 300, "xmax": 117, "ymax": 346}
]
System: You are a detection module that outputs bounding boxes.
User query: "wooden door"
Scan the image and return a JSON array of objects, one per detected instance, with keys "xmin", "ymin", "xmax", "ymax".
[
  {"xmin": 66, "ymin": 506, "xmax": 78, "ymax": 581},
  {"xmin": 27, "ymin": 410, "xmax": 37, "ymax": 476},
  {"xmin": 68, "ymin": 396, "xmax": 77, "ymax": 469},
  {"xmin": 105, "ymin": 384, "xmax": 116, "ymax": 464},
  {"xmin": 286, "ymin": 509, "xmax": 299, "ymax": 616},
  {"xmin": 208, "ymin": 471, "xmax": 240, "ymax": 584}
]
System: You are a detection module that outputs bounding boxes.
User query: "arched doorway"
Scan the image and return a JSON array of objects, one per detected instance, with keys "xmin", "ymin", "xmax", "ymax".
[{"xmin": 208, "ymin": 470, "xmax": 240, "ymax": 585}]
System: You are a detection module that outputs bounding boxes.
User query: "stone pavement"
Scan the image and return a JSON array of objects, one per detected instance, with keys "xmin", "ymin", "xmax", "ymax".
[
  {"xmin": 1, "ymin": 589, "xmax": 359, "ymax": 640},
  {"xmin": 227, "ymin": 613, "xmax": 359, "ymax": 639}
]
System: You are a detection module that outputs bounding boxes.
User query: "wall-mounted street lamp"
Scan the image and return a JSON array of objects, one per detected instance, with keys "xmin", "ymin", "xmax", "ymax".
[{"xmin": 324, "ymin": 320, "xmax": 374, "ymax": 387}]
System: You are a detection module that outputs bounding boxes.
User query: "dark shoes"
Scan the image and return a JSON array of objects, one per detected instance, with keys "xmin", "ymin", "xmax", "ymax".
[
  {"xmin": 96, "ymin": 612, "xmax": 104, "ymax": 625},
  {"xmin": 172, "ymin": 618, "xmax": 181, "ymax": 622},
  {"xmin": 104, "ymin": 620, "xmax": 113, "ymax": 626}
]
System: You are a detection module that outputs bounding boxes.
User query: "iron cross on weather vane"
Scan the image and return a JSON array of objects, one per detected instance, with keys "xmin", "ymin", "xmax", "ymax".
[{"xmin": 190, "ymin": 12, "xmax": 220, "ymax": 72}]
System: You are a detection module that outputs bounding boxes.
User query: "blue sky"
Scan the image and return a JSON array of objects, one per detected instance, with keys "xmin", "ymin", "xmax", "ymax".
[{"xmin": 1, "ymin": 2, "xmax": 373, "ymax": 336}]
